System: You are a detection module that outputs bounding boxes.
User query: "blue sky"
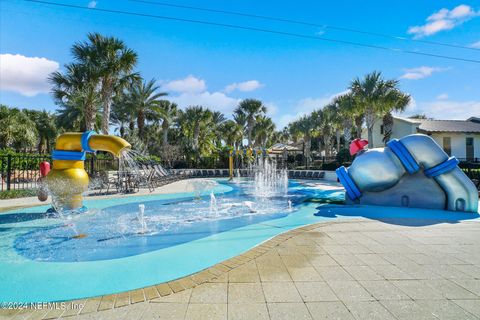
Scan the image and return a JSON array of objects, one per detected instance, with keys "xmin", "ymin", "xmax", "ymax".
[{"xmin": 1, "ymin": 0, "xmax": 479, "ymax": 128}]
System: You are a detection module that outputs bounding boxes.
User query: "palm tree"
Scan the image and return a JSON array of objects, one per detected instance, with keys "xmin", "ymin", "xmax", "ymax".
[
  {"xmin": 24, "ymin": 110, "xmax": 58, "ymax": 153},
  {"xmin": 211, "ymin": 111, "xmax": 227, "ymax": 148},
  {"xmin": 124, "ymin": 78, "xmax": 167, "ymax": 136},
  {"xmin": 334, "ymin": 93, "xmax": 356, "ymax": 147},
  {"xmin": 50, "ymin": 63, "xmax": 100, "ymax": 131},
  {"xmin": 326, "ymin": 103, "xmax": 343, "ymax": 153},
  {"xmin": 178, "ymin": 106, "xmax": 213, "ymax": 153},
  {"xmin": 381, "ymin": 90, "xmax": 411, "ymax": 143},
  {"xmin": 111, "ymin": 96, "xmax": 133, "ymax": 138},
  {"xmin": 220, "ymin": 120, "xmax": 244, "ymax": 149},
  {"xmin": 158, "ymin": 100, "xmax": 178, "ymax": 147},
  {"xmin": 233, "ymin": 111, "xmax": 247, "ymax": 147},
  {"xmin": 72, "ymin": 33, "xmax": 139, "ymax": 134},
  {"xmin": 0, "ymin": 106, "xmax": 37, "ymax": 151},
  {"xmin": 317, "ymin": 107, "xmax": 335, "ymax": 157},
  {"xmin": 290, "ymin": 115, "xmax": 315, "ymax": 168},
  {"xmin": 350, "ymin": 71, "xmax": 408, "ymax": 148},
  {"xmin": 234, "ymin": 99, "xmax": 266, "ymax": 147},
  {"xmin": 252, "ymin": 116, "xmax": 276, "ymax": 147}
]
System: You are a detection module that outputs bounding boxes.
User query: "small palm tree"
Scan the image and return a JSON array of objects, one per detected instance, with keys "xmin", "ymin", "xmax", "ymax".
[
  {"xmin": 158, "ymin": 100, "xmax": 178, "ymax": 147},
  {"xmin": 334, "ymin": 93, "xmax": 356, "ymax": 147},
  {"xmin": 221, "ymin": 120, "xmax": 244, "ymax": 149},
  {"xmin": 381, "ymin": 90, "xmax": 411, "ymax": 143},
  {"xmin": 0, "ymin": 106, "xmax": 38, "ymax": 151},
  {"xmin": 252, "ymin": 116, "xmax": 276, "ymax": 147},
  {"xmin": 178, "ymin": 106, "xmax": 213, "ymax": 153},
  {"xmin": 124, "ymin": 78, "xmax": 167, "ymax": 136},
  {"xmin": 291, "ymin": 115, "xmax": 315, "ymax": 168},
  {"xmin": 234, "ymin": 99, "xmax": 267, "ymax": 147}
]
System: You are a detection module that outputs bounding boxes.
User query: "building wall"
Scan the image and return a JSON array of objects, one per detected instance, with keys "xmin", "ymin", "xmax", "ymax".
[
  {"xmin": 362, "ymin": 118, "xmax": 418, "ymax": 148},
  {"xmin": 361, "ymin": 118, "xmax": 480, "ymax": 160},
  {"xmin": 430, "ymin": 132, "xmax": 480, "ymax": 160}
]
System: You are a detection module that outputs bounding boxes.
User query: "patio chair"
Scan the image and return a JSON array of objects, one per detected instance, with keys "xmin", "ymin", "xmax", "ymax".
[
  {"xmin": 215, "ymin": 169, "xmax": 221, "ymax": 177},
  {"xmin": 312, "ymin": 171, "xmax": 320, "ymax": 179},
  {"xmin": 300, "ymin": 171, "xmax": 307, "ymax": 179},
  {"xmin": 293, "ymin": 171, "xmax": 300, "ymax": 179},
  {"xmin": 318, "ymin": 172, "xmax": 325, "ymax": 179},
  {"xmin": 306, "ymin": 171, "xmax": 313, "ymax": 179}
]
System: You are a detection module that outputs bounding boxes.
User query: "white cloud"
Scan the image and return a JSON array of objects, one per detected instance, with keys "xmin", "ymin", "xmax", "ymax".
[
  {"xmin": 273, "ymin": 90, "xmax": 349, "ymax": 129},
  {"xmin": 404, "ymin": 97, "xmax": 480, "ymax": 120},
  {"xmin": 0, "ymin": 53, "xmax": 59, "ymax": 97},
  {"xmin": 400, "ymin": 66, "xmax": 447, "ymax": 80},
  {"xmin": 295, "ymin": 90, "xmax": 349, "ymax": 113},
  {"xmin": 224, "ymin": 80, "xmax": 263, "ymax": 93},
  {"xmin": 419, "ymin": 100, "xmax": 480, "ymax": 119},
  {"xmin": 264, "ymin": 102, "xmax": 279, "ymax": 118},
  {"xmin": 161, "ymin": 75, "xmax": 206, "ymax": 93},
  {"xmin": 470, "ymin": 40, "xmax": 480, "ymax": 48},
  {"xmin": 161, "ymin": 75, "xmax": 239, "ymax": 112},
  {"xmin": 169, "ymin": 91, "xmax": 239, "ymax": 113},
  {"xmin": 87, "ymin": 1, "xmax": 97, "ymax": 8},
  {"xmin": 408, "ymin": 4, "xmax": 479, "ymax": 38},
  {"xmin": 437, "ymin": 93, "xmax": 449, "ymax": 100}
]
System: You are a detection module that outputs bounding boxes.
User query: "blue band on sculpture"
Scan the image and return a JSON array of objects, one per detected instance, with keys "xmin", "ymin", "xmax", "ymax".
[
  {"xmin": 81, "ymin": 131, "xmax": 96, "ymax": 153},
  {"xmin": 424, "ymin": 157, "xmax": 459, "ymax": 178},
  {"xmin": 387, "ymin": 139, "xmax": 420, "ymax": 174},
  {"xmin": 336, "ymin": 166, "xmax": 362, "ymax": 200},
  {"xmin": 52, "ymin": 150, "xmax": 86, "ymax": 161}
]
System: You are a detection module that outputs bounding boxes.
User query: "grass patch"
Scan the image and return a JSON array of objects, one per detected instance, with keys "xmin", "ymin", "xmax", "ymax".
[{"xmin": 0, "ymin": 189, "xmax": 37, "ymax": 199}]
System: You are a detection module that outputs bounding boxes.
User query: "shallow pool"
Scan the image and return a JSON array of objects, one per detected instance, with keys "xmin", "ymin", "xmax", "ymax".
[{"xmin": 0, "ymin": 178, "xmax": 478, "ymax": 303}]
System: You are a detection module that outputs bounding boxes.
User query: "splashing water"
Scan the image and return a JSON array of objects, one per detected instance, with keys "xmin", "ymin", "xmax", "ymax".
[
  {"xmin": 251, "ymin": 156, "xmax": 288, "ymax": 198},
  {"xmin": 138, "ymin": 204, "xmax": 147, "ymax": 234},
  {"xmin": 210, "ymin": 192, "xmax": 218, "ymax": 216}
]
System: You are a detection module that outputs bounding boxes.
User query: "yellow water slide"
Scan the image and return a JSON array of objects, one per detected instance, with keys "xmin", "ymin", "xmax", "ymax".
[{"xmin": 46, "ymin": 131, "xmax": 131, "ymax": 211}]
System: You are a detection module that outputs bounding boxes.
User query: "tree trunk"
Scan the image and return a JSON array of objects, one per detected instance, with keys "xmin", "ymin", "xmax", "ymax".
[
  {"xmin": 162, "ymin": 121, "xmax": 169, "ymax": 147},
  {"xmin": 343, "ymin": 118, "xmax": 352, "ymax": 146},
  {"xmin": 101, "ymin": 84, "xmax": 113, "ymax": 134},
  {"xmin": 382, "ymin": 112, "xmax": 393, "ymax": 144},
  {"xmin": 354, "ymin": 116, "xmax": 363, "ymax": 139},
  {"xmin": 365, "ymin": 107, "xmax": 375, "ymax": 148},
  {"xmin": 129, "ymin": 120, "xmax": 135, "ymax": 132},
  {"xmin": 84, "ymin": 102, "xmax": 96, "ymax": 131},
  {"xmin": 305, "ymin": 135, "xmax": 311, "ymax": 168},
  {"xmin": 336, "ymin": 129, "xmax": 341, "ymax": 153},
  {"xmin": 247, "ymin": 120, "xmax": 253, "ymax": 146},
  {"xmin": 193, "ymin": 126, "xmax": 200, "ymax": 151},
  {"xmin": 137, "ymin": 110, "xmax": 145, "ymax": 136},
  {"xmin": 323, "ymin": 136, "xmax": 330, "ymax": 157}
]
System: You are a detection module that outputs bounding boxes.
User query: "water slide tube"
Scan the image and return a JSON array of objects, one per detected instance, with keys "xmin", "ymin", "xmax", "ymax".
[
  {"xmin": 45, "ymin": 131, "xmax": 131, "ymax": 211},
  {"xmin": 336, "ymin": 134, "xmax": 478, "ymax": 213}
]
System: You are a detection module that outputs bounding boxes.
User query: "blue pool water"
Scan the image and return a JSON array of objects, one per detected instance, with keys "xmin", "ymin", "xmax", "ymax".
[{"xmin": 0, "ymin": 178, "xmax": 478, "ymax": 303}]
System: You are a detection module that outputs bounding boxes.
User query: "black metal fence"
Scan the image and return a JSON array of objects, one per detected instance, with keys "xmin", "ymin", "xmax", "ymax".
[{"xmin": 0, "ymin": 154, "xmax": 119, "ymax": 192}]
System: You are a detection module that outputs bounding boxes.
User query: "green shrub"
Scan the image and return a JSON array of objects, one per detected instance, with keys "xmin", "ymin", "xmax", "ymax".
[{"xmin": 0, "ymin": 189, "xmax": 37, "ymax": 199}]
